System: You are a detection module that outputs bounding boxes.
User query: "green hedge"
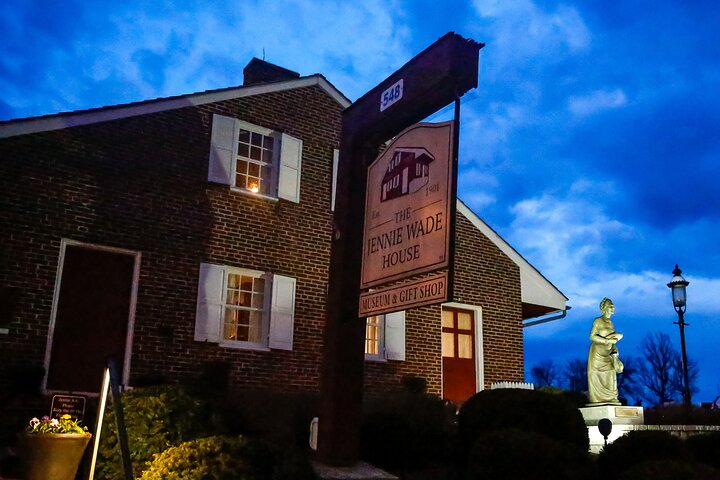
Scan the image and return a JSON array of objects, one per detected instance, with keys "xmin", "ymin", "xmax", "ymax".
[
  {"xmin": 645, "ymin": 405, "xmax": 720, "ymax": 425},
  {"xmin": 95, "ymin": 384, "xmax": 209, "ymax": 480},
  {"xmin": 458, "ymin": 388, "xmax": 589, "ymax": 454},
  {"xmin": 617, "ymin": 460, "xmax": 719, "ymax": 480},
  {"xmin": 360, "ymin": 390, "xmax": 456, "ymax": 472},
  {"xmin": 467, "ymin": 429, "xmax": 596, "ymax": 480},
  {"xmin": 597, "ymin": 430, "xmax": 689, "ymax": 479},
  {"xmin": 209, "ymin": 389, "xmax": 319, "ymax": 448},
  {"xmin": 139, "ymin": 435, "xmax": 316, "ymax": 480},
  {"xmin": 686, "ymin": 432, "xmax": 720, "ymax": 470}
]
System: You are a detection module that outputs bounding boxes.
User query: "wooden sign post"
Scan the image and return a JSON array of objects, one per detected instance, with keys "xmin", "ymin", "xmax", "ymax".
[
  {"xmin": 318, "ymin": 32, "xmax": 482, "ymax": 465},
  {"xmin": 88, "ymin": 359, "xmax": 133, "ymax": 480}
]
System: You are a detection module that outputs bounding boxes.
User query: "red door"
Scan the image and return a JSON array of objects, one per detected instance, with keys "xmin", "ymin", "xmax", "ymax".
[
  {"xmin": 46, "ymin": 244, "xmax": 136, "ymax": 392},
  {"xmin": 442, "ymin": 307, "xmax": 476, "ymax": 405}
]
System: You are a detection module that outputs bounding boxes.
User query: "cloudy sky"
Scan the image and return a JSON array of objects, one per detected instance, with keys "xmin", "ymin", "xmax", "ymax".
[{"xmin": 2, "ymin": 0, "xmax": 718, "ymax": 402}]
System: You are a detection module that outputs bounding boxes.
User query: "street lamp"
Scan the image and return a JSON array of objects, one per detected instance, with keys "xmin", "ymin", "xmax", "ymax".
[{"xmin": 667, "ymin": 264, "xmax": 691, "ymax": 405}]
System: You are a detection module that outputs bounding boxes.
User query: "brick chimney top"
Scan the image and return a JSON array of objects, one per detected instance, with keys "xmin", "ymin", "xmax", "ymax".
[{"xmin": 243, "ymin": 58, "xmax": 300, "ymax": 86}]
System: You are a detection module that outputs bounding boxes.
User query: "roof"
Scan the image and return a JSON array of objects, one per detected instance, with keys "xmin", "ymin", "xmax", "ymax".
[
  {"xmin": 0, "ymin": 74, "xmax": 351, "ymax": 139},
  {"xmin": 457, "ymin": 199, "xmax": 568, "ymax": 319},
  {"xmin": 0, "ymin": 72, "xmax": 565, "ymax": 320}
]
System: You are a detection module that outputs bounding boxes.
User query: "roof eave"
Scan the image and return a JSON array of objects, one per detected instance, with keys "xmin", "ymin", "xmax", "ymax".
[
  {"xmin": 0, "ymin": 74, "xmax": 351, "ymax": 139},
  {"xmin": 457, "ymin": 198, "xmax": 569, "ymax": 312}
]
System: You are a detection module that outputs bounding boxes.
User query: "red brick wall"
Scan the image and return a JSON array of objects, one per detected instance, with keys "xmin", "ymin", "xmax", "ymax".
[
  {"xmin": 363, "ymin": 213, "xmax": 524, "ymax": 397},
  {"xmin": 0, "ymin": 84, "xmax": 525, "ymax": 435},
  {"xmin": 0, "ymin": 85, "xmax": 342, "ymax": 402}
]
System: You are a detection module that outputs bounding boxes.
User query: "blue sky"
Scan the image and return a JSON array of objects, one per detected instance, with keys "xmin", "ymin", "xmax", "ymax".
[{"xmin": 2, "ymin": 0, "xmax": 718, "ymax": 403}]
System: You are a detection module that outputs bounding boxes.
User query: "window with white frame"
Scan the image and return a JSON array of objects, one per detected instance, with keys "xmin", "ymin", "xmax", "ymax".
[
  {"xmin": 223, "ymin": 271, "xmax": 266, "ymax": 343},
  {"xmin": 364, "ymin": 311, "xmax": 406, "ymax": 361},
  {"xmin": 208, "ymin": 114, "xmax": 302, "ymax": 202},
  {"xmin": 195, "ymin": 262, "xmax": 296, "ymax": 350},
  {"xmin": 365, "ymin": 315, "xmax": 384, "ymax": 359},
  {"xmin": 236, "ymin": 128, "xmax": 276, "ymax": 195}
]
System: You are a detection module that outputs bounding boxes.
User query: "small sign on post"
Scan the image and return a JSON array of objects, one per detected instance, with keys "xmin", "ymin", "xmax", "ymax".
[{"xmin": 50, "ymin": 394, "xmax": 86, "ymax": 421}]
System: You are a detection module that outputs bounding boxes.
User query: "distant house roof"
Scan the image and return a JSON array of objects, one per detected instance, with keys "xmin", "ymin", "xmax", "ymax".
[
  {"xmin": 0, "ymin": 74, "xmax": 350, "ymax": 139},
  {"xmin": 457, "ymin": 199, "xmax": 568, "ymax": 319}
]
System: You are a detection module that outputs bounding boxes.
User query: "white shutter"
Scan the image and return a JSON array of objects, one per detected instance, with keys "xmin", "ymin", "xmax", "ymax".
[
  {"xmin": 278, "ymin": 133, "xmax": 302, "ymax": 202},
  {"xmin": 385, "ymin": 310, "xmax": 406, "ymax": 361},
  {"xmin": 331, "ymin": 149, "xmax": 339, "ymax": 211},
  {"xmin": 195, "ymin": 263, "xmax": 225, "ymax": 342},
  {"xmin": 208, "ymin": 114, "xmax": 238, "ymax": 185},
  {"xmin": 269, "ymin": 274, "xmax": 296, "ymax": 350}
]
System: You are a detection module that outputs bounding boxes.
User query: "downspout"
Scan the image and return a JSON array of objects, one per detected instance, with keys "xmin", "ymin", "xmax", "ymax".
[{"xmin": 522, "ymin": 306, "xmax": 571, "ymax": 328}]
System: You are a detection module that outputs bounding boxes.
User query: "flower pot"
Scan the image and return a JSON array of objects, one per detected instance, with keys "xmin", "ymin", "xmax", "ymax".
[{"xmin": 18, "ymin": 432, "xmax": 92, "ymax": 480}]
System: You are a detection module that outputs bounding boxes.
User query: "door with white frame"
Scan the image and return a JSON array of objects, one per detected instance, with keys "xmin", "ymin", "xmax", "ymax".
[{"xmin": 44, "ymin": 241, "xmax": 139, "ymax": 393}]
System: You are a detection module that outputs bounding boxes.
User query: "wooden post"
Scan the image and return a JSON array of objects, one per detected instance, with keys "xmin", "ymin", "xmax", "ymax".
[
  {"xmin": 107, "ymin": 358, "xmax": 133, "ymax": 480},
  {"xmin": 317, "ymin": 33, "xmax": 483, "ymax": 466}
]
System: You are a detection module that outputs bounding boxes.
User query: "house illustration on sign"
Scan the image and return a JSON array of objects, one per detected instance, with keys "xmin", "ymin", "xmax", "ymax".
[{"xmin": 381, "ymin": 147, "xmax": 435, "ymax": 202}]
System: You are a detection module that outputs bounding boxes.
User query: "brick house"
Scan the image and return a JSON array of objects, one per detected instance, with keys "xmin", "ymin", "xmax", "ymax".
[{"xmin": 0, "ymin": 59, "xmax": 566, "ymax": 423}]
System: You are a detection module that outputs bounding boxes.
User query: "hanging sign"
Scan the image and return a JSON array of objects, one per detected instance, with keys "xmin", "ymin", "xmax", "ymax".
[
  {"xmin": 359, "ymin": 271, "xmax": 448, "ymax": 317},
  {"xmin": 360, "ymin": 121, "xmax": 454, "ymax": 290}
]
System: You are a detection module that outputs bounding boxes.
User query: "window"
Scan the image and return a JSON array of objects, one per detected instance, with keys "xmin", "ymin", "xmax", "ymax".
[
  {"xmin": 363, "ymin": 311, "xmax": 406, "ymax": 361},
  {"xmin": 208, "ymin": 114, "xmax": 302, "ymax": 202},
  {"xmin": 236, "ymin": 128, "xmax": 275, "ymax": 195},
  {"xmin": 195, "ymin": 263, "xmax": 296, "ymax": 350},
  {"xmin": 365, "ymin": 315, "xmax": 384, "ymax": 359},
  {"xmin": 223, "ymin": 272, "xmax": 266, "ymax": 343}
]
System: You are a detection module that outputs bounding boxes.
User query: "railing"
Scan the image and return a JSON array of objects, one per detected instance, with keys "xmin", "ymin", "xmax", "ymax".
[{"xmin": 490, "ymin": 381, "xmax": 535, "ymax": 390}]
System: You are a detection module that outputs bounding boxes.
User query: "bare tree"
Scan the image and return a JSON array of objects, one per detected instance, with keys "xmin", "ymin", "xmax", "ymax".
[
  {"xmin": 638, "ymin": 331, "xmax": 699, "ymax": 405},
  {"xmin": 530, "ymin": 359, "xmax": 559, "ymax": 387},
  {"xmin": 671, "ymin": 354, "xmax": 700, "ymax": 399},
  {"xmin": 617, "ymin": 355, "xmax": 643, "ymax": 406},
  {"xmin": 564, "ymin": 358, "xmax": 588, "ymax": 393}
]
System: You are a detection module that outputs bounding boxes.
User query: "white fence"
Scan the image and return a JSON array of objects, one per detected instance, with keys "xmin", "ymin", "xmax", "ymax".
[{"xmin": 490, "ymin": 381, "xmax": 535, "ymax": 390}]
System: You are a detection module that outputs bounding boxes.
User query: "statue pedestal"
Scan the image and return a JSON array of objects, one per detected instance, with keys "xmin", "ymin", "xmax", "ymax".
[{"xmin": 579, "ymin": 405, "xmax": 644, "ymax": 454}]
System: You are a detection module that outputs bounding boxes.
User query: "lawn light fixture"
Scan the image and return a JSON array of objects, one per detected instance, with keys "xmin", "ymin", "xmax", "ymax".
[{"xmin": 667, "ymin": 264, "xmax": 691, "ymax": 405}]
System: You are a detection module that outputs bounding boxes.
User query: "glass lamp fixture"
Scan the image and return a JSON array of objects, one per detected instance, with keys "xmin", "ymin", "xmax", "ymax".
[{"xmin": 667, "ymin": 264, "xmax": 689, "ymax": 310}]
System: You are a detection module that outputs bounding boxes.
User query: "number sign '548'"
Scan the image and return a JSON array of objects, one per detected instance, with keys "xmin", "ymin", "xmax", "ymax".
[
  {"xmin": 380, "ymin": 79, "xmax": 404, "ymax": 112},
  {"xmin": 361, "ymin": 121, "xmax": 454, "ymax": 288}
]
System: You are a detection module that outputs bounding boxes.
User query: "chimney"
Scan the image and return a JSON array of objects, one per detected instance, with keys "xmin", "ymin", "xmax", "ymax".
[{"xmin": 243, "ymin": 58, "xmax": 300, "ymax": 86}]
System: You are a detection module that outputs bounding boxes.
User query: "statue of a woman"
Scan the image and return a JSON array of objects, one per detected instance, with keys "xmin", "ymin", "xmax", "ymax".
[{"xmin": 587, "ymin": 297, "xmax": 624, "ymax": 405}]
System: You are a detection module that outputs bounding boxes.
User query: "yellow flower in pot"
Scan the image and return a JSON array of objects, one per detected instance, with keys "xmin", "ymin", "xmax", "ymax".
[{"xmin": 19, "ymin": 414, "xmax": 92, "ymax": 480}]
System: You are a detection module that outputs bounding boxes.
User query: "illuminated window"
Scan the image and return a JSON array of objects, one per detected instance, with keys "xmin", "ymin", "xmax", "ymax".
[
  {"xmin": 195, "ymin": 263, "xmax": 297, "ymax": 351},
  {"xmin": 224, "ymin": 272, "xmax": 266, "ymax": 343},
  {"xmin": 236, "ymin": 129, "xmax": 276, "ymax": 195},
  {"xmin": 363, "ymin": 311, "xmax": 406, "ymax": 361},
  {"xmin": 365, "ymin": 315, "xmax": 384, "ymax": 359},
  {"xmin": 208, "ymin": 114, "xmax": 303, "ymax": 203}
]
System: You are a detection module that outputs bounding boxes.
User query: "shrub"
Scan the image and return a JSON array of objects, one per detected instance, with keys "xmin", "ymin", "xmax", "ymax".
[
  {"xmin": 95, "ymin": 384, "xmax": 209, "ymax": 480},
  {"xmin": 597, "ymin": 430, "xmax": 689, "ymax": 479},
  {"xmin": 211, "ymin": 389, "xmax": 319, "ymax": 448},
  {"xmin": 537, "ymin": 386, "xmax": 588, "ymax": 408},
  {"xmin": 360, "ymin": 390, "xmax": 456, "ymax": 472},
  {"xmin": 617, "ymin": 460, "xmax": 719, "ymax": 480},
  {"xmin": 686, "ymin": 432, "xmax": 720, "ymax": 470},
  {"xmin": 467, "ymin": 429, "xmax": 596, "ymax": 480},
  {"xmin": 457, "ymin": 388, "xmax": 589, "ymax": 455},
  {"xmin": 139, "ymin": 435, "xmax": 316, "ymax": 480},
  {"xmin": 645, "ymin": 404, "xmax": 720, "ymax": 425}
]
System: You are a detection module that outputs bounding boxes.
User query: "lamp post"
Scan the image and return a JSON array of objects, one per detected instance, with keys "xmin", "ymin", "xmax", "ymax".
[{"xmin": 667, "ymin": 264, "xmax": 691, "ymax": 405}]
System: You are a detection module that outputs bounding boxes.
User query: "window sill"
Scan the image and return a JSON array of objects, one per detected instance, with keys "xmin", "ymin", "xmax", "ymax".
[
  {"xmin": 219, "ymin": 340, "xmax": 271, "ymax": 352},
  {"xmin": 230, "ymin": 187, "xmax": 279, "ymax": 202},
  {"xmin": 364, "ymin": 355, "xmax": 387, "ymax": 363}
]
